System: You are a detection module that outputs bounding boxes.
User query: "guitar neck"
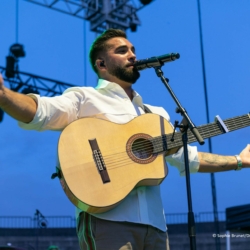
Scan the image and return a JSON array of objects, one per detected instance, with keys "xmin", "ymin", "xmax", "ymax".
[{"xmin": 155, "ymin": 113, "xmax": 250, "ymax": 152}]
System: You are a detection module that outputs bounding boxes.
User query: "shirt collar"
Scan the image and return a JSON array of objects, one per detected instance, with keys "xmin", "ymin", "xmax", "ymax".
[
  {"xmin": 95, "ymin": 79, "xmax": 113, "ymax": 90},
  {"xmin": 95, "ymin": 79, "xmax": 144, "ymax": 109}
]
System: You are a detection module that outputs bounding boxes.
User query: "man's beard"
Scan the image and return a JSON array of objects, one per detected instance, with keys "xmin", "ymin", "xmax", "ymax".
[{"xmin": 108, "ymin": 64, "xmax": 140, "ymax": 84}]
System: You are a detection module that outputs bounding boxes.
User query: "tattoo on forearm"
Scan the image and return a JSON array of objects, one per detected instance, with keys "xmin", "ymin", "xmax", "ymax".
[{"xmin": 200, "ymin": 152, "xmax": 235, "ymax": 169}]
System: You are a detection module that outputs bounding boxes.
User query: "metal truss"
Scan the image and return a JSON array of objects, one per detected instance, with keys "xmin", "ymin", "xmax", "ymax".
[
  {"xmin": 0, "ymin": 66, "xmax": 75, "ymax": 97},
  {"xmin": 24, "ymin": 0, "xmax": 155, "ymax": 33}
]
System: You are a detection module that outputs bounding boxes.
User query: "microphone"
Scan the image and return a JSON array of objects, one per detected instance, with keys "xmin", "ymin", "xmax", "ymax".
[{"xmin": 134, "ymin": 53, "xmax": 180, "ymax": 71}]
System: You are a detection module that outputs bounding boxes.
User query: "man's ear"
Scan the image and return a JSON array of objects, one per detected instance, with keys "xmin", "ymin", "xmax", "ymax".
[
  {"xmin": 100, "ymin": 60, "xmax": 105, "ymax": 67},
  {"xmin": 95, "ymin": 59, "xmax": 106, "ymax": 70}
]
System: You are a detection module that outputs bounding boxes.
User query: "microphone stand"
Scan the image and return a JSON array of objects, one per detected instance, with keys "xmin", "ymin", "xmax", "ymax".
[{"xmin": 153, "ymin": 66, "xmax": 205, "ymax": 250}]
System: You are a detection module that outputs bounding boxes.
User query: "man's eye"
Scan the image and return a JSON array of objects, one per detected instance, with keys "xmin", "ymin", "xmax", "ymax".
[{"xmin": 118, "ymin": 49, "xmax": 127, "ymax": 53}]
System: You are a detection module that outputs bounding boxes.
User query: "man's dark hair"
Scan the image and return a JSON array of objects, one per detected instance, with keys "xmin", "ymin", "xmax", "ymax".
[{"xmin": 89, "ymin": 29, "xmax": 127, "ymax": 74}]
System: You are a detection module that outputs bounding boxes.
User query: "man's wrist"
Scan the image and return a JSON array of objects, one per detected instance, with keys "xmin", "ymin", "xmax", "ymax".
[{"xmin": 235, "ymin": 155, "xmax": 242, "ymax": 171}]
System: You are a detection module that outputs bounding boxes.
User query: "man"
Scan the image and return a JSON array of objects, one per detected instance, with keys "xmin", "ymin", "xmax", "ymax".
[{"xmin": 0, "ymin": 29, "xmax": 249, "ymax": 250}]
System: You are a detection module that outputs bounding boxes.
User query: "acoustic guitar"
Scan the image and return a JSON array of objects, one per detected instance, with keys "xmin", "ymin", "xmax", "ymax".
[{"xmin": 58, "ymin": 113, "xmax": 250, "ymax": 214}]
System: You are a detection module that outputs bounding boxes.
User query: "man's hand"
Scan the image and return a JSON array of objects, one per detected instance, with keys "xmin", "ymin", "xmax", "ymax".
[
  {"xmin": 239, "ymin": 144, "xmax": 250, "ymax": 168},
  {"xmin": 0, "ymin": 73, "xmax": 37, "ymax": 123}
]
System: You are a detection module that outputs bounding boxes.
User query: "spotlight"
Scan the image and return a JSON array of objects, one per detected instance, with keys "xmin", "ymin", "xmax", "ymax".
[
  {"xmin": 5, "ymin": 43, "xmax": 26, "ymax": 78},
  {"xmin": 5, "ymin": 56, "xmax": 16, "ymax": 78},
  {"xmin": 21, "ymin": 87, "xmax": 40, "ymax": 95},
  {"xmin": 10, "ymin": 43, "xmax": 25, "ymax": 58},
  {"xmin": 0, "ymin": 109, "xmax": 4, "ymax": 123},
  {"xmin": 140, "ymin": 0, "xmax": 153, "ymax": 5},
  {"xmin": 130, "ymin": 23, "xmax": 137, "ymax": 32}
]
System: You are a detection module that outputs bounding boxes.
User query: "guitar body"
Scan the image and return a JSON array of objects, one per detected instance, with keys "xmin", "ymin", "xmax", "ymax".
[{"xmin": 58, "ymin": 113, "xmax": 176, "ymax": 214}]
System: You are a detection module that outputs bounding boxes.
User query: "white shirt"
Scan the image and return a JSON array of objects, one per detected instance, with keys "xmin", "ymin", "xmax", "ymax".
[{"xmin": 19, "ymin": 79, "xmax": 199, "ymax": 231}]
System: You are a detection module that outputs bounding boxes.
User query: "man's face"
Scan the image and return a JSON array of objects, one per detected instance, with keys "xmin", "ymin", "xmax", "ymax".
[{"xmin": 102, "ymin": 37, "xmax": 140, "ymax": 84}]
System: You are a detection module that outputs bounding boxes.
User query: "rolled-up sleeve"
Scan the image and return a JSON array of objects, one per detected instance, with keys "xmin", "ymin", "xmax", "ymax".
[
  {"xmin": 165, "ymin": 145, "xmax": 200, "ymax": 176},
  {"xmin": 18, "ymin": 89, "xmax": 83, "ymax": 131}
]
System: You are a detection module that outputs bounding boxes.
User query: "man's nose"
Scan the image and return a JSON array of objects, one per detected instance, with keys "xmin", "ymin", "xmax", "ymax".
[{"xmin": 128, "ymin": 51, "xmax": 136, "ymax": 62}]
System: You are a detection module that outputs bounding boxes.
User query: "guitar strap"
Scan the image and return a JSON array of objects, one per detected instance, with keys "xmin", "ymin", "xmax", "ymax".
[{"xmin": 143, "ymin": 105, "xmax": 152, "ymax": 114}]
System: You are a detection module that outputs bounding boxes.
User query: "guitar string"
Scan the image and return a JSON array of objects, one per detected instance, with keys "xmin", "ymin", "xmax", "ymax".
[
  {"xmin": 73, "ymin": 115, "xmax": 250, "ymax": 169},
  {"xmin": 101, "ymin": 116, "xmax": 250, "ymax": 169},
  {"xmin": 101, "ymin": 115, "xmax": 250, "ymax": 158},
  {"xmin": 103, "ymin": 130, "xmax": 244, "ymax": 169},
  {"xmin": 101, "ymin": 124, "xmax": 213, "ymax": 160},
  {"xmin": 101, "ymin": 117, "xmax": 248, "ymax": 165},
  {"xmin": 101, "ymin": 114, "xmax": 250, "ymax": 159},
  {"xmin": 100, "ymin": 123, "xmax": 221, "ymax": 169},
  {"xmin": 102, "ymin": 117, "xmax": 244, "ymax": 160}
]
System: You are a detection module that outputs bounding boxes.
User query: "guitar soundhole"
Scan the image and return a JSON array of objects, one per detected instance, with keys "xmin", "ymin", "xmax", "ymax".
[
  {"xmin": 132, "ymin": 138, "xmax": 153, "ymax": 159},
  {"xmin": 127, "ymin": 133, "xmax": 157, "ymax": 164}
]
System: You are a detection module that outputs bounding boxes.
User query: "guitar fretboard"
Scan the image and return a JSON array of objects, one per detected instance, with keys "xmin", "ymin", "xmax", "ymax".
[{"xmin": 152, "ymin": 113, "xmax": 250, "ymax": 153}]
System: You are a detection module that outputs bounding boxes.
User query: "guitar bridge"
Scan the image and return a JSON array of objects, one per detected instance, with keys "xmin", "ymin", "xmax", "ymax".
[{"xmin": 89, "ymin": 139, "xmax": 110, "ymax": 183}]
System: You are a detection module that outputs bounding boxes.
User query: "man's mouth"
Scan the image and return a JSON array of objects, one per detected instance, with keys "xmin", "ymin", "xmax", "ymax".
[
  {"xmin": 126, "ymin": 63, "xmax": 135, "ymax": 68},
  {"xmin": 126, "ymin": 63, "xmax": 135, "ymax": 69}
]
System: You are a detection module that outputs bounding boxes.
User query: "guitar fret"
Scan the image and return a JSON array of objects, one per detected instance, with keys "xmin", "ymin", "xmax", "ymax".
[
  {"xmin": 225, "ymin": 115, "xmax": 250, "ymax": 131},
  {"xmin": 152, "ymin": 113, "xmax": 250, "ymax": 153}
]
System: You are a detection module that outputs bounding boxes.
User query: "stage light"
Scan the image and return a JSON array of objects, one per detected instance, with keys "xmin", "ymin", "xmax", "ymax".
[
  {"xmin": 10, "ymin": 44, "xmax": 25, "ymax": 58},
  {"xmin": 5, "ymin": 43, "xmax": 26, "ymax": 78},
  {"xmin": 0, "ymin": 109, "xmax": 4, "ymax": 123},
  {"xmin": 21, "ymin": 87, "xmax": 40, "ymax": 95},
  {"xmin": 140, "ymin": 0, "xmax": 153, "ymax": 5},
  {"xmin": 5, "ymin": 56, "xmax": 16, "ymax": 78},
  {"xmin": 130, "ymin": 23, "xmax": 137, "ymax": 32}
]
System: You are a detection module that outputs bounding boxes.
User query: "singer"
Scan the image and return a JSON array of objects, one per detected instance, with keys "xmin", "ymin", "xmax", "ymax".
[{"xmin": 0, "ymin": 29, "xmax": 250, "ymax": 250}]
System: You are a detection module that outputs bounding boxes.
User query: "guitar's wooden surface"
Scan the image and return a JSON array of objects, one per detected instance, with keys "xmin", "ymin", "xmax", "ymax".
[
  {"xmin": 58, "ymin": 113, "xmax": 173, "ymax": 213},
  {"xmin": 58, "ymin": 112, "xmax": 250, "ymax": 213}
]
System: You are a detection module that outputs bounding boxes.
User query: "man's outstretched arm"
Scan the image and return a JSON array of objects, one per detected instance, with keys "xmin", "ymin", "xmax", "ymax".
[
  {"xmin": 0, "ymin": 74, "xmax": 37, "ymax": 123},
  {"xmin": 198, "ymin": 144, "xmax": 250, "ymax": 172}
]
